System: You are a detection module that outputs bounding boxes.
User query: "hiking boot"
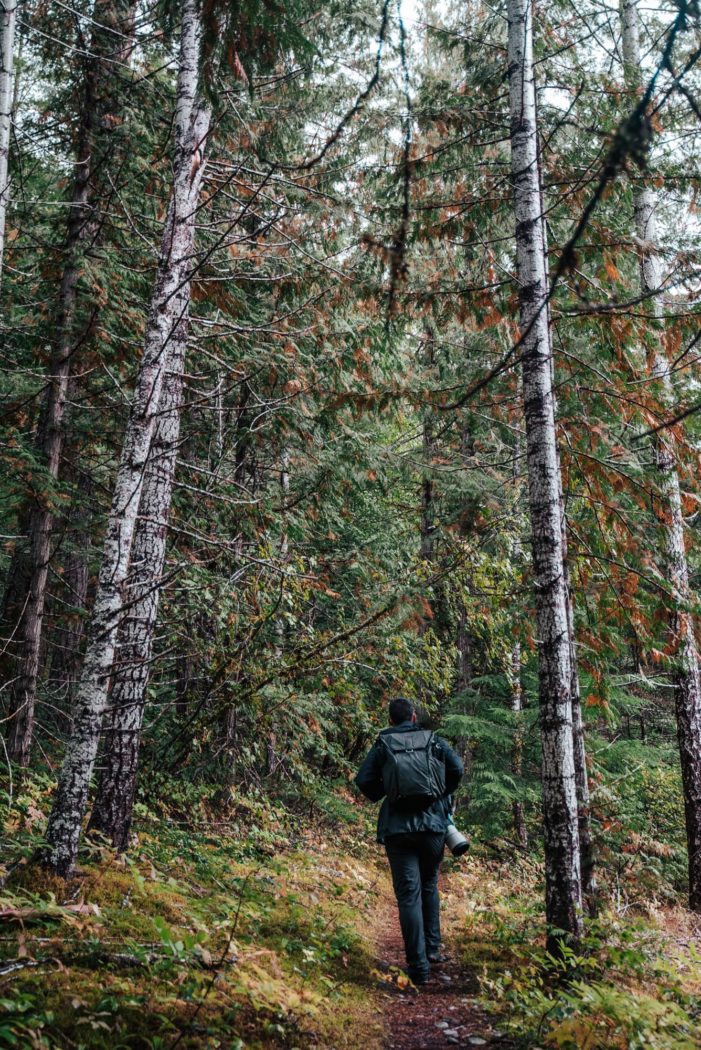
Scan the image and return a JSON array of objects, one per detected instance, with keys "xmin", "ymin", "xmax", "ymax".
[
  {"xmin": 427, "ymin": 950, "xmax": 449, "ymax": 964},
  {"xmin": 409, "ymin": 969, "xmax": 430, "ymax": 985}
]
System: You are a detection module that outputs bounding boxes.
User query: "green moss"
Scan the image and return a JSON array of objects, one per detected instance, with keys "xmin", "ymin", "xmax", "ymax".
[
  {"xmin": 6, "ymin": 859, "xmax": 68, "ymax": 899},
  {"xmin": 1, "ymin": 815, "xmax": 387, "ymax": 1049}
]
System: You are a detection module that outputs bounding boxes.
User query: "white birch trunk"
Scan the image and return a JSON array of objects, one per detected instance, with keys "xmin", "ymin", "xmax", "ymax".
[
  {"xmin": 507, "ymin": 0, "xmax": 582, "ymax": 945},
  {"xmin": 533, "ymin": 94, "xmax": 596, "ymax": 902},
  {"xmin": 89, "ymin": 317, "xmax": 188, "ymax": 849},
  {"xmin": 535, "ymin": 147, "xmax": 597, "ymax": 907},
  {"xmin": 621, "ymin": 0, "xmax": 701, "ymax": 910},
  {"xmin": 565, "ymin": 555, "xmax": 597, "ymax": 908},
  {"xmin": 510, "ymin": 428, "xmax": 528, "ymax": 849},
  {"xmin": 510, "ymin": 638, "xmax": 528, "ymax": 849},
  {"xmin": 44, "ymin": 0, "xmax": 210, "ymax": 875},
  {"xmin": 0, "ymin": 0, "xmax": 16, "ymax": 284}
]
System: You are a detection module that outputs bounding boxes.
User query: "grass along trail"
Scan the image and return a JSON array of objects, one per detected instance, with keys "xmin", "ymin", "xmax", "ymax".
[{"xmin": 3, "ymin": 778, "xmax": 701, "ymax": 1048}]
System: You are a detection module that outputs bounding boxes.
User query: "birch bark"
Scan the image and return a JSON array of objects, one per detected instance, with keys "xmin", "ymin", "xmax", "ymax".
[
  {"xmin": 510, "ymin": 636, "xmax": 528, "ymax": 848},
  {"xmin": 510, "ymin": 428, "xmax": 528, "ymax": 849},
  {"xmin": 0, "ymin": 0, "xmax": 17, "ymax": 284},
  {"xmin": 44, "ymin": 0, "xmax": 210, "ymax": 875},
  {"xmin": 88, "ymin": 317, "xmax": 188, "ymax": 849},
  {"xmin": 565, "ymin": 556, "xmax": 597, "ymax": 909},
  {"xmin": 532, "ymin": 91, "xmax": 596, "ymax": 905},
  {"xmin": 507, "ymin": 0, "xmax": 582, "ymax": 945},
  {"xmin": 620, "ymin": 0, "xmax": 701, "ymax": 910},
  {"xmin": 2, "ymin": 0, "xmax": 138, "ymax": 767}
]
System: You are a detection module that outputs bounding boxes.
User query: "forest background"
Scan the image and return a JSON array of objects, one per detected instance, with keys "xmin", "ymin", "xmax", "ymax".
[{"xmin": 2, "ymin": 0, "xmax": 701, "ymax": 1046}]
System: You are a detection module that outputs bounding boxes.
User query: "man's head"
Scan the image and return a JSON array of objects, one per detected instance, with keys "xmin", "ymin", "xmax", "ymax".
[{"xmin": 388, "ymin": 697, "xmax": 416, "ymax": 725}]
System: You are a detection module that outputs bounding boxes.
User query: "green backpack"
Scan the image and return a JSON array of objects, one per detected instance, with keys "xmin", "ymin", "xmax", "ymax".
[{"xmin": 379, "ymin": 729, "xmax": 446, "ymax": 805}]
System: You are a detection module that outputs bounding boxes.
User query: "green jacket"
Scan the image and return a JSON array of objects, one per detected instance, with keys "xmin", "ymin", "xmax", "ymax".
[{"xmin": 354, "ymin": 722, "xmax": 464, "ymax": 844}]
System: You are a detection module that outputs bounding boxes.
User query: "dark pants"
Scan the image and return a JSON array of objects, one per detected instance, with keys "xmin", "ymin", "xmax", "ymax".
[{"xmin": 384, "ymin": 831, "xmax": 445, "ymax": 981}]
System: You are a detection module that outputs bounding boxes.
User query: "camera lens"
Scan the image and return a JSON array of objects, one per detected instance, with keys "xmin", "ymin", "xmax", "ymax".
[{"xmin": 445, "ymin": 825, "xmax": 470, "ymax": 857}]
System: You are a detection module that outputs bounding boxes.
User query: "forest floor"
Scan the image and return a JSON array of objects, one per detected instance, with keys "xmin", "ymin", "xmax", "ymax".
[
  {"xmin": 2, "ymin": 777, "xmax": 701, "ymax": 1048},
  {"xmin": 376, "ymin": 891, "xmax": 521, "ymax": 1050}
]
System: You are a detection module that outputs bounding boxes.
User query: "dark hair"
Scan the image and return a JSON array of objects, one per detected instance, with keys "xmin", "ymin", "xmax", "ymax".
[{"xmin": 388, "ymin": 697, "xmax": 415, "ymax": 725}]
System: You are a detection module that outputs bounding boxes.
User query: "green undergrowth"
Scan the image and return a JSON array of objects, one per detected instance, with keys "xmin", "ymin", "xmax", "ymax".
[
  {"xmin": 0, "ymin": 772, "xmax": 388, "ymax": 1049},
  {"xmin": 4, "ymin": 771, "xmax": 701, "ymax": 1049},
  {"xmin": 441, "ymin": 853, "xmax": 701, "ymax": 1050}
]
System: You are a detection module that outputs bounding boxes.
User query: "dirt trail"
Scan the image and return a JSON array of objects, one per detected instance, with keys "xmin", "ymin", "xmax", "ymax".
[{"xmin": 376, "ymin": 894, "xmax": 518, "ymax": 1050}]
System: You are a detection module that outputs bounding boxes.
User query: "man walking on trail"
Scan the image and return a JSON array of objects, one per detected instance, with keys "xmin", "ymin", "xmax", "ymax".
[{"xmin": 355, "ymin": 697, "xmax": 464, "ymax": 985}]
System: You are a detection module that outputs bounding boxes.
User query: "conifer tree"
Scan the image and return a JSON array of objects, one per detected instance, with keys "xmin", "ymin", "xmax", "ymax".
[{"xmin": 2, "ymin": 0, "xmax": 139, "ymax": 767}]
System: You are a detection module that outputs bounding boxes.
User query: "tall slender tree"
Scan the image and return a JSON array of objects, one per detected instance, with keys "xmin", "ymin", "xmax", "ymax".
[
  {"xmin": 88, "ymin": 309, "xmax": 189, "ymax": 849},
  {"xmin": 565, "ymin": 552, "xmax": 597, "ymax": 909},
  {"xmin": 44, "ymin": 0, "xmax": 210, "ymax": 875},
  {"xmin": 507, "ymin": 0, "xmax": 582, "ymax": 947},
  {"xmin": 536, "ymin": 136, "xmax": 597, "ymax": 908},
  {"xmin": 510, "ymin": 427, "xmax": 528, "ymax": 849},
  {"xmin": 0, "ymin": 0, "xmax": 17, "ymax": 284},
  {"xmin": 620, "ymin": 0, "xmax": 701, "ymax": 911}
]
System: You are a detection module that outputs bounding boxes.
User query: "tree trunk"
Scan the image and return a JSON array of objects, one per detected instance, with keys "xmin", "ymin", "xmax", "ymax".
[
  {"xmin": 510, "ymin": 637, "xmax": 528, "ymax": 849},
  {"xmin": 267, "ymin": 449, "xmax": 290, "ymax": 777},
  {"xmin": 621, "ymin": 0, "xmax": 701, "ymax": 912},
  {"xmin": 2, "ymin": 0, "xmax": 138, "ymax": 766},
  {"xmin": 418, "ymin": 328, "xmax": 450, "ymax": 639},
  {"xmin": 535, "ymin": 144, "xmax": 597, "ymax": 907},
  {"xmin": 507, "ymin": 0, "xmax": 582, "ymax": 949},
  {"xmin": 48, "ymin": 469, "xmax": 94, "ymax": 705},
  {"xmin": 44, "ymin": 0, "xmax": 210, "ymax": 875},
  {"xmin": 420, "ymin": 417, "xmax": 435, "ymax": 564},
  {"xmin": 88, "ymin": 318, "xmax": 188, "ymax": 849},
  {"xmin": 510, "ymin": 429, "xmax": 528, "ymax": 850},
  {"xmin": 456, "ymin": 604, "xmax": 472, "ymax": 693},
  {"xmin": 0, "ymin": 0, "xmax": 17, "ymax": 283},
  {"xmin": 456, "ymin": 419, "xmax": 475, "ymax": 693},
  {"xmin": 221, "ymin": 382, "xmax": 253, "ymax": 756},
  {"xmin": 565, "ymin": 558, "xmax": 597, "ymax": 910}
]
